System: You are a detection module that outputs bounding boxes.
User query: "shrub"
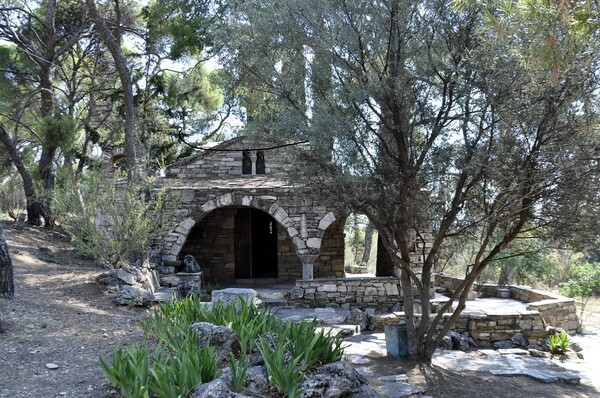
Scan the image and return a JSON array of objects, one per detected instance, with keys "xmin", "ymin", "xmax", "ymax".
[
  {"xmin": 53, "ymin": 172, "xmax": 173, "ymax": 268},
  {"xmin": 560, "ymin": 262, "xmax": 600, "ymax": 328},
  {"xmin": 0, "ymin": 176, "xmax": 26, "ymax": 220}
]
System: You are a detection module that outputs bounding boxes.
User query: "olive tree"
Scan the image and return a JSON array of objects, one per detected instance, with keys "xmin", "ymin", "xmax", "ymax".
[{"xmin": 221, "ymin": 0, "xmax": 600, "ymax": 360}]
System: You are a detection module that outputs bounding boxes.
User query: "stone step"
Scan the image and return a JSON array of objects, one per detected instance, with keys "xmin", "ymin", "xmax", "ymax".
[
  {"xmin": 260, "ymin": 298, "xmax": 289, "ymax": 308},
  {"xmin": 153, "ymin": 287, "xmax": 179, "ymax": 302},
  {"xmin": 317, "ymin": 324, "xmax": 361, "ymax": 338}
]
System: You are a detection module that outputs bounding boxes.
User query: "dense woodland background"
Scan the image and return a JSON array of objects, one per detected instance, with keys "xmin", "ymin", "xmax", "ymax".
[{"xmin": 0, "ymin": 0, "xmax": 598, "ymax": 359}]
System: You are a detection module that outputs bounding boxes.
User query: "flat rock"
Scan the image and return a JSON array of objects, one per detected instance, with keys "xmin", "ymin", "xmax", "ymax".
[
  {"xmin": 498, "ymin": 348, "xmax": 528, "ymax": 355},
  {"xmin": 378, "ymin": 374, "xmax": 409, "ymax": 383},
  {"xmin": 45, "ymin": 363, "xmax": 59, "ymax": 369},
  {"xmin": 378, "ymin": 382, "xmax": 425, "ymax": 398},
  {"xmin": 114, "ymin": 285, "xmax": 154, "ymax": 307},
  {"xmin": 211, "ymin": 288, "xmax": 257, "ymax": 305}
]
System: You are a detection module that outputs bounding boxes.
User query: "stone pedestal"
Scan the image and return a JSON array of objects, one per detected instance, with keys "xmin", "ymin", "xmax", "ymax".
[
  {"xmin": 299, "ymin": 254, "xmax": 319, "ymax": 280},
  {"xmin": 176, "ymin": 272, "xmax": 203, "ymax": 296}
]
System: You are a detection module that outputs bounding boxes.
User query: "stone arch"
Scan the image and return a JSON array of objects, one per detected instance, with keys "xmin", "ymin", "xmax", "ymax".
[{"xmin": 167, "ymin": 193, "xmax": 300, "ymax": 262}]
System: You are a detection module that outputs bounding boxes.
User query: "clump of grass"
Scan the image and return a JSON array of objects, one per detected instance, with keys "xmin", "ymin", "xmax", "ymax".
[{"xmin": 547, "ymin": 331, "xmax": 572, "ymax": 355}]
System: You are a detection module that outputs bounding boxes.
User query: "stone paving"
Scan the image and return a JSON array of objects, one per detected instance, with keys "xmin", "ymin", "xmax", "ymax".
[{"xmin": 342, "ymin": 330, "xmax": 600, "ymax": 397}]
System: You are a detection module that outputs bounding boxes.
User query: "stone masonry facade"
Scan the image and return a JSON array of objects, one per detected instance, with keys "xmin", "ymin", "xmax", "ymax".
[{"xmin": 148, "ymin": 137, "xmax": 348, "ymax": 282}]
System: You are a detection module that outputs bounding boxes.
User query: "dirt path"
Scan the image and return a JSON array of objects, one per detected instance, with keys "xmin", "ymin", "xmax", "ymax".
[
  {"xmin": 0, "ymin": 225, "xmax": 147, "ymax": 398},
  {"xmin": 1, "ymin": 224, "xmax": 599, "ymax": 398}
]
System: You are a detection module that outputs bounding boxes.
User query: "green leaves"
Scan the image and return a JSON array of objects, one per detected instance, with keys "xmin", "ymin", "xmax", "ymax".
[
  {"xmin": 547, "ymin": 331, "xmax": 572, "ymax": 355},
  {"xmin": 560, "ymin": 262, "xmax": 600, "ymax": 300},
  {"xmin": 99, "ymin": 343, "xmax": 150, "ymax": 398}
]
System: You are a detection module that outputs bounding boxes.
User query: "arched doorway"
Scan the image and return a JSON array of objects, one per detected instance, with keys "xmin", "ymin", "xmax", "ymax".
[{"xmin": 234, "ymin": 208, "xmax": 278, "ymax": 279}]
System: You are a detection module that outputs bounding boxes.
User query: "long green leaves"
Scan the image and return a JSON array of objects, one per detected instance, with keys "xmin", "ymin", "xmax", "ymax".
[
  {"xmin": 102, "ymin": 295, "xmax": 347, "ymax": 397},
  {"xmin": 99, "ymin": 343, "xmax": 150, "ymax": 398}
]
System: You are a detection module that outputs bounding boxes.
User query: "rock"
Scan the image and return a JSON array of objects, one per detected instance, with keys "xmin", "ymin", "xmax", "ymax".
[
  {"xmin": 570, "ymin": 342, "xmax": 583, "ymax": 352},
  {"xmin": 13, "ymin": 213, "xmax": 26, "ymax": 230},
  {"xmin": 96, "ymin": 273, "xmax": 120, "ymax": 286},
  {"xmin": 211, "ymin": 288, "xmax": 257, "ymax": 306},
  {"xmin": 122, "ymin": 265, "xmax": 144, "ymax": 282},
  {"xmin": 45, "ymin": 363, "xmax": 59, "ymax": 370},
  {"xmin": 114, "ymin": 285, "xmax": 154, "ymax": 307},
  {"xmin": 527, "ymin": 344, "xmax": 542, "ymax": 351},
  {"xmin": 391, "ymin": 303, "xmax": 402, "ymax": 312},
  {"xmin": 244, "ymin": 366, "xmax": 270, "ymax": 396},
  {"xmin": 326, "ymin": 303, "xmax": 341, "ymax": 309},
  {"xmin": 299, "ymin": 361, "xmax": 379, "ymax": 398},
  {"xmin": 511, "ymin": 333, "xmax": 529, "ymax": 347},
  {"xmin": 493, "ymin": 340, "xmax": 513, "ymax": 350},
  {"xmin": 528, "ymin": 348, "xmax": 548, "ymax": 358},
  {"xmin": 345, "ymin": 308, "xmax": 368, "ymax": 331},
  {"xmin": 546, "ymin": 326, "xmax": 565, "ymax": 336},
  {"xmin": 160, "ymin": 276, "xmax": 181, "ymax": 287},
  {"xmin": 109, "ymin": 269, "xmax": 137, "ymax": 285},
  {"xmin": 448, "ymin": 331, "xmax": 475, "ymax": 351},
  {"xmin": 290, "ymin": 287, "xmax": 305, "ymax": 299},
  {"xmin": 378, "ymin": 374, "xmax": 409, "ymax": 383},
  {"xmin": 438, "ymin": 335, "xmax": 453, "ymax": 350},
  {"xmin": 183, "ymin": 255, "xmax": 202, "ymax": 273},
  {"xmin": 191, "ymin": 322, "xmax": 239, "ymax": 362},
  {"xmin": 191, "ymin": 378, "xmax": 251, "ymax": 398},
  {"xmin": 378, "ymin": 382, "xmax": 426, "ymax": 398}
]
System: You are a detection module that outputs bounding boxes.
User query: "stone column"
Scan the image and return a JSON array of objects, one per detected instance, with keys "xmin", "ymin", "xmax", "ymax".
[{"xmin": 298, "ymin": 254, "xmax": 319, "ymax": 280}]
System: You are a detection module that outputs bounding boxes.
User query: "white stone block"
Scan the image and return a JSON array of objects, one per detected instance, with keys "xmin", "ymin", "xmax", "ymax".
[
  {"xmin": 242, "ymin": 196, "xmax": 253, "ymax": 206},
  {"xmin": 201, "ymin": 200, "xmax": 217, "ymax": 213},
  {"xmin": 180, "ymin": 217, "xmax": 195, "ymax": 230},
  {"xmin": 273, "ymin": 207, "xmax": 288, "ymax": 223},
  {"xmin": 217, "ymin": 193, "xmax": 233, "ymax": 207},
  {"xmin": 307, "ymin": 238, "xmax": 321, "ymax": 249},
  {"xmin": 287, "ymin": 227, "xmax": 299, "ymax": 237},
  {"xmin": 317, "ymin": 284, "xmax": 338, "ymax": 292},
  {"xmin": 301, "ymin": 214, "xmax": 308, "ymax": 239},
  {"xmin": 318, "ymin": 212, "xmax": 336, "ymax": 230},
  {"xmin": 293, "ymin": 237, "xmax": 307, "ymax": 249},
  {"xmin": 384, "ymin": 283, "xmax": 400, "ymax": 296}
]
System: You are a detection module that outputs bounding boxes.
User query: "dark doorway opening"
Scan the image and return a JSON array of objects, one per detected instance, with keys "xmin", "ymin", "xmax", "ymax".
[{"xmin": 235, "ymin": 208, "xmax": 278, "ymax": 278}]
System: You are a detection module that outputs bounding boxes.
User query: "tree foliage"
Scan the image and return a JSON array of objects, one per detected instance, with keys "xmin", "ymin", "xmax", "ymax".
[{"xmin": 221, "ymin": 0, "xmax": 600, "ymax": 359}]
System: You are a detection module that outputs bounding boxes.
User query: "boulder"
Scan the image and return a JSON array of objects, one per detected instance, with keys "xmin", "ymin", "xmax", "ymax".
[
  {"xmin": 109, "ymin": 268, "xmax": 137, "ymax": 285},
  {"xmin": 448, "ymin": 331, "xmax": 475, "ymax": 351},
  {"xmin": 161, "ymin": 276, "xmax": 182, "ymax": 287},
  {"xmin": 299, "ymin": 361, "xmax": 379, "ymax": 398},
  {"xmin": 345, "ymin": 308, "xmax": 368, "ymax": 331},
  {"xmin": 243, "ymin": 366, "xmax": 270, "ymax": 396},
  {"xmin": 211, "ymin": 288, "xmax": 257, "ymax": 306},
  {"xmin": 291, "ymin": 287, "xmax": 305, "ymax": 299},
  {"xmin": 122, "ymin": 265, "xmax": 144, "ymax": 282},
  {"xmin": 493, "ymin": 340, "xmax": 514, "ymax": 350},
  {"xmin": 511, "ymin": 333, "xmax": 529, "ymax": 347},
  {"xmin": 114, "ymin": 285, "xmax": 154, "ymax": 307},
  {"xmin": 191, "ymin": 322, "xmax": 239, "ymax": 362},
  {"xmin": 191, "ymin": 378, "xmax": 251, "ymax": 398},
  {"xmin": 96, "ymin": 272, "xmax": 120, "ymax": 286}
]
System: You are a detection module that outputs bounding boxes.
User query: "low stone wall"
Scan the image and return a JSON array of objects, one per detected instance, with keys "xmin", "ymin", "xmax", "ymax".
[
  {"xmin": 292, "ymin": 277, "xmax": 402, "ymax": 311},
  {"xmin": 435, "ymin": 274, "xmax": 578, "ymax": 335},
  {"xmin": 373, "ymin": 310, "xmax": 548, "ymax": 345}
]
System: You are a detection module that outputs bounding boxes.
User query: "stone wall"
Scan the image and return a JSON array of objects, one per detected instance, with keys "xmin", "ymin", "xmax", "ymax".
[
  {"xmin": 373, "ymin": 310, "xmax": 549, "ymax": 346},
  {"xmin": 292, "ymin": 277, "xmax": 402, "ymax": 311},
  {"xmin": 434, "ymin": 274, "xmax": 579, "ymax": 336},
  {"xmin": 164, "ymin": 137, "xmax": 300, "ymax": 179}
]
